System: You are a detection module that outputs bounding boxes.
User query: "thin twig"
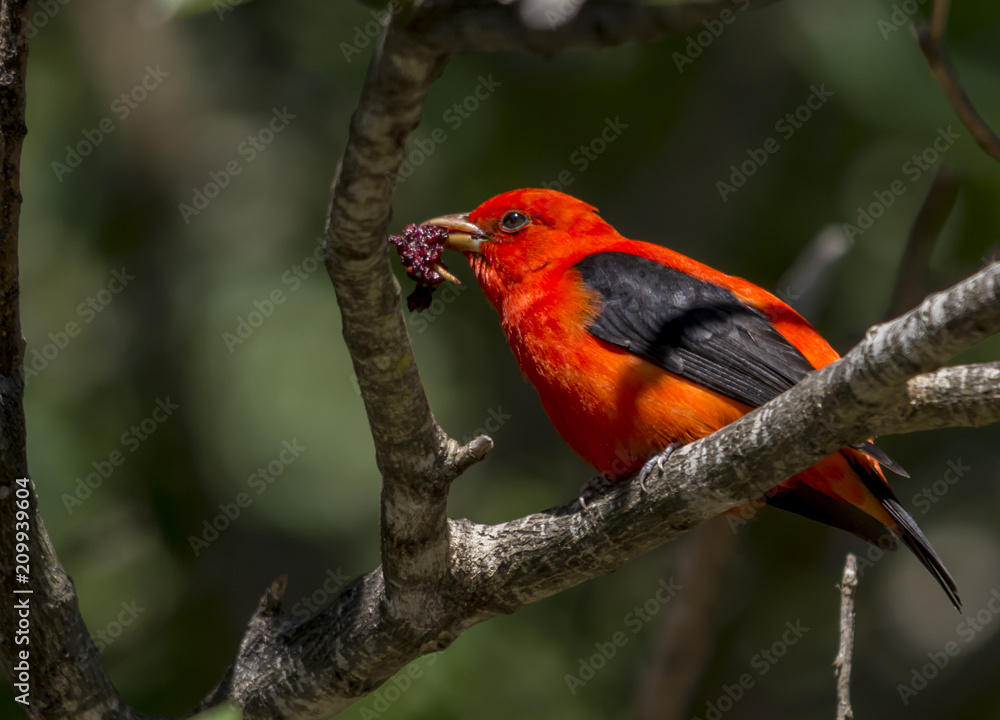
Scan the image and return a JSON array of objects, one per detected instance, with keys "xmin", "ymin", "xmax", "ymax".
[
  {"xmin": 885, "ymin": 164, "xmax": 960, "ymax": 319},
  {"xmin": 930, "ymin": 0, "xmax": 950, "ymax": 39},
  {"xmin": 834, "ymin": 554, "xmax": 858, "ymax": 720},
  {"xmin": 917, "ymin": 0, "xmax": 1000, "ymax": 163}
]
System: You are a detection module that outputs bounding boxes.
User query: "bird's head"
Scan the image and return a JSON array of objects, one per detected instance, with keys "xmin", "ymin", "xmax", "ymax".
[{"xmin": 421, "ymin": 189, "xmax": 618, "ymax": 304}]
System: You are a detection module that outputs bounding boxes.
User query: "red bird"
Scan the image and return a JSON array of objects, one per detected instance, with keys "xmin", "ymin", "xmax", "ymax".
[{"xmin": 422, "ymin": 188, "xmax": 959, "ymax": 609}]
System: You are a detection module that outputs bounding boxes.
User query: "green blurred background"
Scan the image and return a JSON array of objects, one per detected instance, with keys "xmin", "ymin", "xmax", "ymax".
[{"xmin": 4, "ymin": 0, "xmax": 1000, "ymax": 717}]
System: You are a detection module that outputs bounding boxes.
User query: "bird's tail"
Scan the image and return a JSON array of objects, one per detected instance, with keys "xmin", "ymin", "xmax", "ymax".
[
  {"xmin": 852, "ymin": 456, "xmax": 961, "ymax": 611},
  {"xmin": 764, "ymin": 449, "xmax": 961, "ymax": 611}
]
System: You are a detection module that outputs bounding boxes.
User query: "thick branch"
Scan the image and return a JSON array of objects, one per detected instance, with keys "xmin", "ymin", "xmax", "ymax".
[
  {"xmin": 889, "ymin": 361, "xmax": 1000, "ymax": 433},
  {"xmin": 0, "ymin": 2, "xmax": 28, "ymax": 420},
  {"xmin": 322, "ymin": 20, "xmax": 471, "ymax": 624},
  {"xmin": 0, "ymin": 0, "xmax": 32, "ymax": 703}
]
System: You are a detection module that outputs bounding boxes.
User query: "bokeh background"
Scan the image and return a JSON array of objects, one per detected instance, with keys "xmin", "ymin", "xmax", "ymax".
[{"xmin": 4, "ymin": 0, "xmax": 1000, "ymax": 718}]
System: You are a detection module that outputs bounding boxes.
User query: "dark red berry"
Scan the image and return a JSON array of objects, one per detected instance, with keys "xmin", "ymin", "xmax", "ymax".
[
  {"xmin": 406, "ymin": 284, "xmax": 436, "ymax": 312},
  {"xmin": 388, "ymin": 224, "xmax": 455, "ymax": 312}
]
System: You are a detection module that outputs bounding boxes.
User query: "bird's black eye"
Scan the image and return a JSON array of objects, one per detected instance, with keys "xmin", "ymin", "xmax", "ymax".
[{"xmin": 499, "ymin": 210, "xmax": 530, "ymax": 233}]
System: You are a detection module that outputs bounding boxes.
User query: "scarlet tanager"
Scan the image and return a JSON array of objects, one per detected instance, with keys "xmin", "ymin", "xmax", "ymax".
[{"xmin": 416, "ymin": 188, "xmax": 959, "ymax": 609}]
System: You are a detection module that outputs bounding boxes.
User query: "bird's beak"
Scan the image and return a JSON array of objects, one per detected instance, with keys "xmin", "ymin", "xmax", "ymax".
[{"xmin": 421, "ymin": 214, "xmax": 484, "ymax": 253}]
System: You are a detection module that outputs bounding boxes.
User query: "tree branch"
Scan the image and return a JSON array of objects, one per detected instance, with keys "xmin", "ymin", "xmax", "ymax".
[
  {"xmin": 834, "ymin": 554, "xmax": 858, "ymax": 720},
  {"xmin": 890, "ymin": 361, "xmax": 1000, "ymax": 433},
  {"xmin": 322, "ymin": 21, "xmax": 474, "ymax": 626},
  {"xmin": 885, "ymin": 164, "xmax": 960, "ymax": 320},
  {"xmin": 917, "ymin": 0, "xmax": 1000, "ymax": 163}
]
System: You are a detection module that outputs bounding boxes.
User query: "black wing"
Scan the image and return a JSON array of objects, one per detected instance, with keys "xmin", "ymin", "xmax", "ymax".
[
  {"xmin": 575, "ymin": 251, "xmax": 907, "ymax": 475},
  {"xmin": 576, "ymin": 251, "xmax": 814, "ymax": 408}
]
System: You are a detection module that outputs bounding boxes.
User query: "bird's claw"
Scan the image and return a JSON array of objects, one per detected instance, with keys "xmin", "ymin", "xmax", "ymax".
[
  {"xmin": 577, "ymin": 474, "xmax": 615, "ymax": 512},
  {"xmin": 637, "ymin": 443, "xmax": 681, "ymax": 492},
  {"xmin": 578, "ymin": 444, "xmax": 683, "ymax": 510}
]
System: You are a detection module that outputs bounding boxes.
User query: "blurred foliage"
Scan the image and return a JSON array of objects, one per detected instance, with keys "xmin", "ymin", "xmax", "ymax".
[{"xmin": 3, "ymin": 0, "xmax": 1000, "ymax": 718}]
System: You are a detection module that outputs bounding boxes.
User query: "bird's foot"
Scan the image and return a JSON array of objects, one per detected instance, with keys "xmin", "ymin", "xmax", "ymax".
[
  {"xmin": 577, "ymin": 474, "xmax": 616, "ymax": 511},
  {"xmin": 637, "ymin": 444, "xmax": 682, "ymax": 492}
]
